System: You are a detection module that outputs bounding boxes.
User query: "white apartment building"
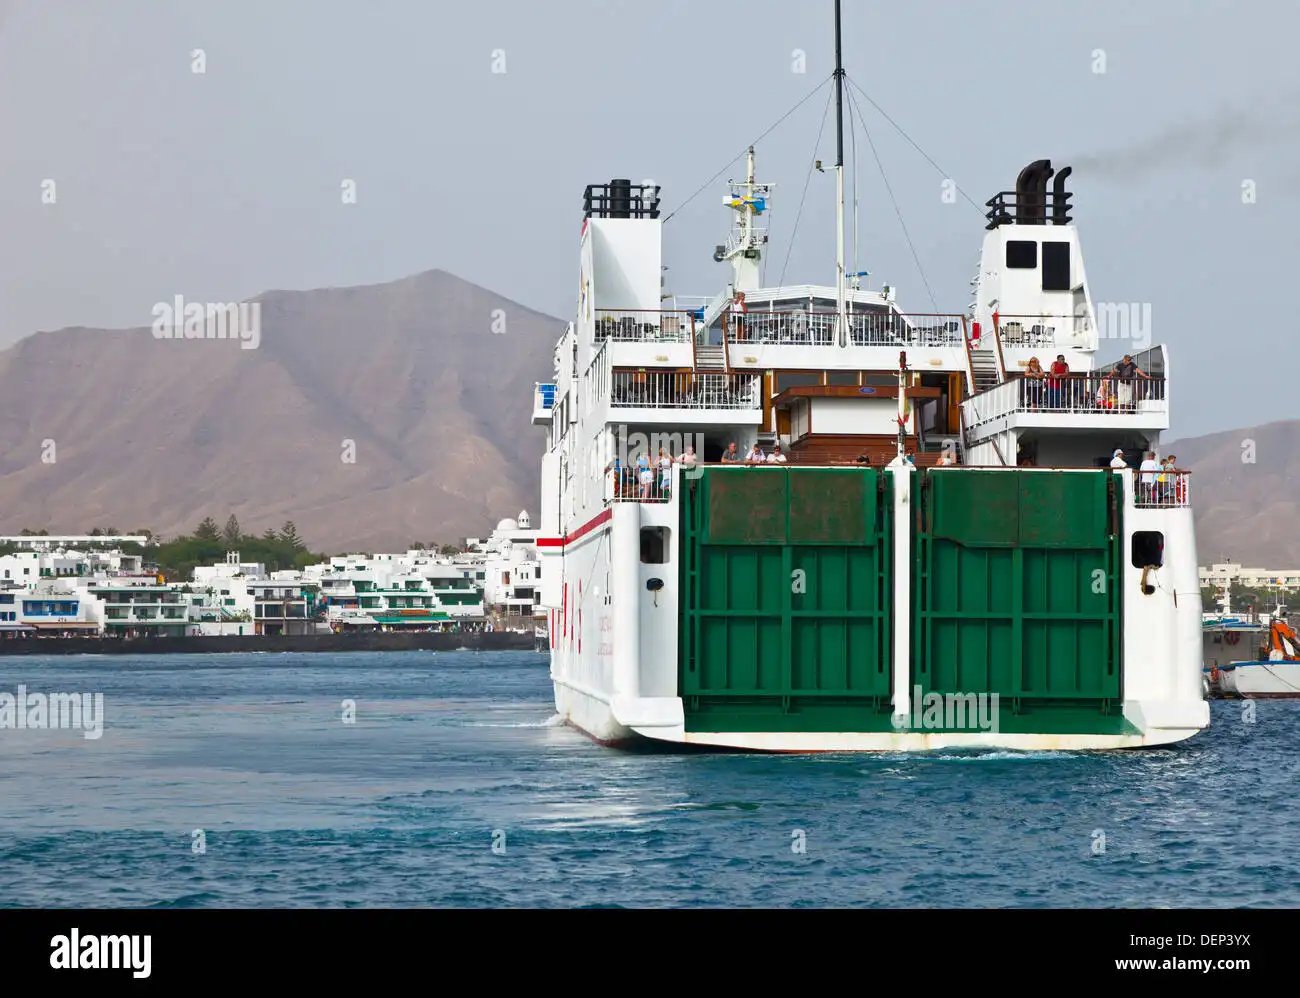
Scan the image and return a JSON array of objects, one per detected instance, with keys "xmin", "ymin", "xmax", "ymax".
[
  {"xmin": 1200, "ymin": 563, "xmax": 1300, "ymax": 591},
  {"xmin": 468, "ymin": 511, "xmax": 545, "ymax": 625},
  {"xmin": 308, "ymin": 552, "xmax": 485, "ymax": 631}
]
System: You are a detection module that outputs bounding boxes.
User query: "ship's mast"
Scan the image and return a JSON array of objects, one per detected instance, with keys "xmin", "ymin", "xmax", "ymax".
[
  {"xmin": 743, "ymin": 146, "xmax": 755, "ymax": 255},
  {"xmin": 834, "ymin": 0, "xmax": 847, "ymax": 346}
]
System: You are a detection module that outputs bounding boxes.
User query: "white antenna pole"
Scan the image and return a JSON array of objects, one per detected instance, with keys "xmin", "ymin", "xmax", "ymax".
[
  {"xmin": 744, "ymin": 146, "xmax": 755, "ymax": 253},
  {"xmin": 833, "ymin": 0, "xmax": 847, "ymax": 346}
]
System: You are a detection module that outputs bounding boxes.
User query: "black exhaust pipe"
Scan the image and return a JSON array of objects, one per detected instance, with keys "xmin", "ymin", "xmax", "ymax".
[
  {"xmin": 1052, "ymin": 166, "xmax": 1073, "ymax": 224},
  {"xmin": 1015, "ymin": 159, "xmax": 1052, "ymax": 225}
]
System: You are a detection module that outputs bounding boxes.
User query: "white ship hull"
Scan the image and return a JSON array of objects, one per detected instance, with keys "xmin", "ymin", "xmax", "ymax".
[{"xmin": 542, "ymin": 480, "xmax": 1208, "ymax": 753}]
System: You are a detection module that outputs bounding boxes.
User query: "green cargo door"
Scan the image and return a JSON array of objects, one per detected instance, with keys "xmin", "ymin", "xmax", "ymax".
[
  {"xmin": 679, "ymin": 467, "xmax": 894, "ymax": 733},
  {"xmin": 916, "ymin": 469, "xmax": 1131, "ymax": 735}
]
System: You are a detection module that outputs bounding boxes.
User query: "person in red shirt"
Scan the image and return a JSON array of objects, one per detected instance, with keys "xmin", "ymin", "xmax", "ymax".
[{"xmin": 1046, "ymin": 354, "xmax": 1069, "ymax": 409}]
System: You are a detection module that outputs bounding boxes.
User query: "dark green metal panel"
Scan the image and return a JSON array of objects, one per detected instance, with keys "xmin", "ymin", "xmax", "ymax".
[
  {"xmin": 704, "ymin": 469, "xmax": 787, "ymax": 544},
  {"xmin": 1018, "ymin": 472, "xmax": 1110, "ymax": 547},
  {"xmin": 930, "ymin": 470, "xmax": 1019, "ymax": 546},
  {"xmin": 680, "ymin": 467, "xmax": 893, "ymax": 732},
  {"xmin": 788, "ymin": 469, "xmax": 874, "ymax": 544},
  {"xmin": 915, "ymin": 469, "xmax": 1127, "ymax": 734}
]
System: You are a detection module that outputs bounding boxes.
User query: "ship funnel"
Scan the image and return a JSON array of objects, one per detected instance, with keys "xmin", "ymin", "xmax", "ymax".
[
  {"xmin": 1015, "ymin": 159, "xmax": 1052, "ymax": 225},
  {"xmin": 609, "ymin": 179, "xmax": 632, "ymax": 218},
  {"xmin": 1052, "ymin": 166, "xmax": 1073, "ymax": 224}
]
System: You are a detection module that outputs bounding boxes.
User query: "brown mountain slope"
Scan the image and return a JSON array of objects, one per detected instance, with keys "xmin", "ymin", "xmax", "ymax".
[
  {"xmin": 0, "ymin": 269, "xmax": 562, "ymax": 550},
  {"xmin": 1164, "ymin": 419, "xmax": 1300, "ymax": 567}
]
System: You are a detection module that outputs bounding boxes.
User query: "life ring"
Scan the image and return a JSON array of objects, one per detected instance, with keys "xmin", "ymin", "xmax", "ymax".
[
  {"xmin": 1209, "ymin": 665, "xmax": 1220, "ymax": 682},
  {"xmin": 1225, "ymin": 631, "xmax": 1241, "ymax": 645}
]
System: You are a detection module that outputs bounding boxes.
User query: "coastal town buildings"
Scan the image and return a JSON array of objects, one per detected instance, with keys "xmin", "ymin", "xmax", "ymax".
[
  {"xmin": 1200, "ymin": 563, "xmax": 1300, "ymax": 592},
  {"xmin": 0, "ymin": 517, "xmax": 550, "ymax": 642}
]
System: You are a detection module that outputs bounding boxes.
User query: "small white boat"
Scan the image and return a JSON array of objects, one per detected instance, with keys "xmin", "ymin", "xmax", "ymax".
[
  {"xmin": 1207, "ymin": 605, "xmax": 1300, "ymax": 698},
  {"xmin": 1216, "ymin": 659, "xmax": 1300, "ymax": 698}
]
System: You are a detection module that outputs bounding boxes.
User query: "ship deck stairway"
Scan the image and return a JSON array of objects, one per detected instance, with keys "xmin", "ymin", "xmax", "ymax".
[
  {"xmin": 694, "ymin": 344, "xmax": 727, "ymax": 372},
  {"xmin": 969, "ymin": 343, "xmax": 1002, "ymax": 394}
]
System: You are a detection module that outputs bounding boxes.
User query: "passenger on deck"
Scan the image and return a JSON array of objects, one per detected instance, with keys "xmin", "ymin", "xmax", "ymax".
[
  {"xmin": 657, "ymin": 447, "xmax": 673, "ymax": 498},
  {"xmin": 767, "ymin": 445, "xmax": 787, "ymax": 463},
  {"xmin": 636, "ymin": 452, "xmax": 653, "ymax": 499},
  {"xmin": 1023, "ymin": 357, "xmax": 1045, "ymax": 408},
  {"xmin": 1047, "ymin": 354, "xmax": 1070, "ymax": 409},
  {"xmin": 936, "ymin": 451, "xmax": 955, "ymax": 466},
  {"xmin": 1105, "ymin": 353, "xmax": 1151, "ymax": 410},
  {"xmin": 1109, "ymin": 448, "xmax": 1127, "ymax": 469},
  {"xmin": 1166, "ymin": 455, "xmax": 1186, "ymax": 503},
  {"xmin": 608, "ymin": 457, "xmax": 628, "ymax": 498},
  {"xmin": 677, "ymin": 444, "xmax": 697, "ymax": 468},
  {"xmin": 730, "ymin": 291, "xmax": 747, "ymax": 341},
  {"xmin": 720, "ymin": 441, "xmax": 740, "ymax": 463},
  {"xmin": 1139, "ymin": 450, "xmax": 1161, "ymax": 502},
  {"xmin": 745, "ymin": 443, "xmax": 765, "ymax": 464}
]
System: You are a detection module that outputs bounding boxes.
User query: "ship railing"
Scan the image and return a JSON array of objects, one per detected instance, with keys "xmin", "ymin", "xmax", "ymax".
[
  {"xmin": 610, "ymin": 371, "xmax": 761, "ymax": 409},
  {"xmin": 995, "ymin": 313, "xmax": 1091, "ymax": 348},
  {"xmin": 594, "ymin": 309, "xmax": 694, "ymax": 343},
  {"xmin": 964, "ymin": 372, "xmax": 1167, "ymax": 427},
  {"xmin": 730, "ymin": 309, "xmax": 836, "ymax": 345},
  {"xmin": 1133, "ymin": 470, "xmax": 1190, "ymax": 508},
  {"xmin": 607, "ymin": 471, "xmax": 674, "ymax": 504},
  {"xmin": 1017, "ymin": 372, "xmax": 1166, "ymax": 412},
  {"xmin": 848, "ymin": 312, "xmax": 966, "ymax": 347},
  {"xmin": 725, "ymin": 309, "xmax": 967, "ymax": 347}
]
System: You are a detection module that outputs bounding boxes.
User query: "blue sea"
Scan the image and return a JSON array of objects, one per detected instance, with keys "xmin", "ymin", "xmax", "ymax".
[{"xmin": 0, "ymin": 651, "xmax": 1295, "ymax": 908}]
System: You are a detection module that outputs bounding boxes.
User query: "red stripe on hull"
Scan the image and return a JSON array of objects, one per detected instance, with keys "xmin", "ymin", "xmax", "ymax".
[{"xmin": 535, "ymin": 507, "xmax": 612, "ymax": 549}]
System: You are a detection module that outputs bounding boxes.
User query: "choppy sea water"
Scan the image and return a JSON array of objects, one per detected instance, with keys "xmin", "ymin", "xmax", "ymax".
[{"xmin": 0, "ymin": 650, "xmax": 1295, "ymax": 908}]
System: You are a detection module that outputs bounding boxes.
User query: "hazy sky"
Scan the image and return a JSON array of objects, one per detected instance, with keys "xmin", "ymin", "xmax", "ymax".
[{"xmin": 1, "ymin": 0, "xmax": 1295, "ymax": 438}]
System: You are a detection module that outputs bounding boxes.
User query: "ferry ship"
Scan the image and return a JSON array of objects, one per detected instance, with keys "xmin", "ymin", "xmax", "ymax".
[{"xmin": 530, "ymin": 4, "xmax": 1209, "ymax": 751}]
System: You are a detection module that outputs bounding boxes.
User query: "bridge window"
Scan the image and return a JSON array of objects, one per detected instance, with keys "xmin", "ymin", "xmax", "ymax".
[
  {"xmin": 1131, "ymin": 530, "xmax": 1164, "ymax": 569},
  {"xmin": 774, "ymin": 371, "xmax": 822, "ymax": 394},
  {"xmin": 1042, "ymin": 242, "xmax": 1070, "ymax": 291},
  {"xmin": 1006, "ymin": 240, "xmax": 1037, "ymax": 268},
  {"xmin": 826, "ymin": 371, "xmax": 859, "ymax": 386}
]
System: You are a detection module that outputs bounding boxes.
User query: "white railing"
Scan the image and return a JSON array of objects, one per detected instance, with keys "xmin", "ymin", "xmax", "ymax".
[
  {"xmin": 610, "ymin": 371, "xmax": 761, "ymax": 410},
  {"xmin": 731, "ymin": 310, "xmax": 836, "ymax": 345},
  {"xmin": 1134, "ymin": 471, "xmax": 1191, "ymax": 509},
  {"xmin": 963, "ymin": 373, "xmax": 1168, "ymax": 429},
  {"xmin": 595, "ymin": 310, "xmax": 694, "ymax": 343},
  {"xmin": 725, "ymin": 309, "xmax": 966, "ymax": 347},
  {"xmin": 607, "ymin": 468, "xmax": 674, "ymax": 504},
  {"xmin": 584, "ymin": 340, "xmax": 609, "ymax": 410},
  {"xmin": 849, "ymin": 312, "xmax": 966, "ymax": 347},
  {"xmin": 996, "ymin": 314, "xmax": 1090, "ymax": 349},
  {"xmin": 1019, "ymin": 373, "xmax": 1166, "ymax": 412}
]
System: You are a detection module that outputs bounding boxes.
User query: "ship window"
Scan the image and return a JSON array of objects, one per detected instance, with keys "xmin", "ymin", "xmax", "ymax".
[
  {"xmin": 640, "ymin": 527, "xmax": 669, "ymax": 564},
  {"xmin": 1131, "ymin": 531, "xmax": 1163, "ymax": 569},
  {"xmin": 863, "ymin": 372, "xmax": 898, "ymax": 387},
  {"xmin": 1042, "ymin": 242, "xmax": 1070, "ymax": 291},
  {"xmin": 1006, "ymin": 240, "xmax": 1037, "ymax": 268},
  {"xmin": 826, "ymin": 371, "xmax": 859, "ymax": 386},
  {"xmin": 774, "ymin": 371, "xmax": 822, "ymax": 394}
]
